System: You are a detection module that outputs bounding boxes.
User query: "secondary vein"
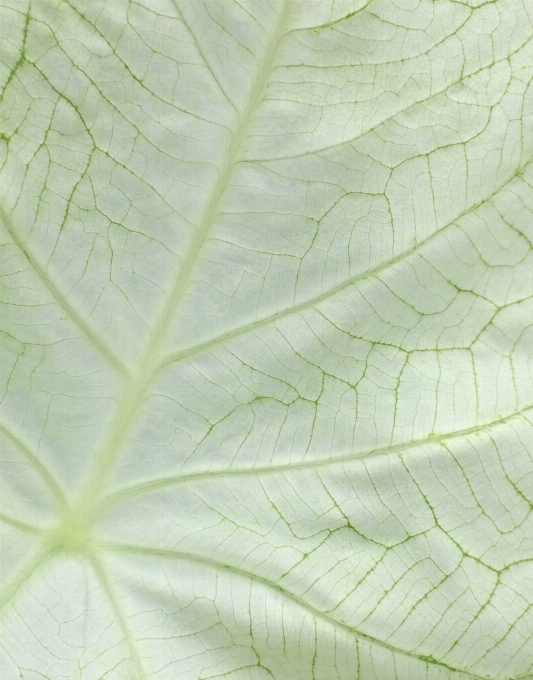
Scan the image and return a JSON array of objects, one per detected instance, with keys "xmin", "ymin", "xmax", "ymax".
[{"xmin": 75, "ymin": 0, "xmax": 294, "ymax": 514}]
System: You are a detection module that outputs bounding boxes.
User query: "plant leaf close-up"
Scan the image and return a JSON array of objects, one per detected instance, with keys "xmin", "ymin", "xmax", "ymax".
[{"xmin": 1, "ymin": 0, "xmax": 533, "ymax": 678}]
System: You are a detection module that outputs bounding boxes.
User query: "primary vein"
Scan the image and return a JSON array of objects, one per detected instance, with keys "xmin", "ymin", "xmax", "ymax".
[
  {"xmin": 97, "ymin": 403, "xmax": 533, "ymax": 509},
  {"xmin": 75, "ymin": 0, "xmax": 293, "ymax": 514},
  {"xmin": 157, "ymin": 157, "xmax": 531, "ymax": 371},
  {"xmin": 100, "ymin": 541, "xmax": 491, "ymax": 680}
]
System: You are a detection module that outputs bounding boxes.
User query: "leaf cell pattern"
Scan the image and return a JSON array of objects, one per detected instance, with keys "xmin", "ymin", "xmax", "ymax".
[{"xmin": 1, "ymin": 0, "xmax": 533, "ymax": 678}]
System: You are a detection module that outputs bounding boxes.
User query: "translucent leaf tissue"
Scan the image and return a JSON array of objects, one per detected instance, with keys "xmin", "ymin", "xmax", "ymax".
[{"xmin": 1, "ymin": 0, "xmax": 533, "ymax": 678}]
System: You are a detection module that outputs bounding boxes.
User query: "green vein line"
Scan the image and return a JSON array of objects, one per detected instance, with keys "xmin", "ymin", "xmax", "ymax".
[
  {"xmin": 74, "ymin": 0, "xmax": 294, "ymax": 514},
  {"xmin": 0, "ymin": 205, "xmax": 130, "ymax": 378},
  {"xmin": 64, "ymin": 0, "xmax": 229, "ymax": 126},
  {"xmin": 0, "ymin": 422, "xmax": 67, "ymax": 509},
  {"xmin": 88, "ymin": 553, "xmax": 149, "ymax": 680},
  {"xmin": 0, "ymin": 546, "xmax": 53, "ymax": 611},
  {"xmin": 170, "ymin": 0, "xmax": 238, "ymax": 114},
  {"xmin": 244, "ymin": 31, "xmax": 533, "ymax": 163},
  {"xmin": 157, "ymin": 157, "xmax": 532, "ymax": 370},
  {"xmin": 0, "ymin": 511, "xmax": 45, "ymax": 535},
  {"xmin": 99, "ymin": 541, "xmax": 490, "ymax": 680},
  {"xmin": 97, "ymin": 404, "xmax": 533, "ymax": 509},
  {"xmin": 286, "ymin": 0, "xmax": 375, "ymax": 34}
]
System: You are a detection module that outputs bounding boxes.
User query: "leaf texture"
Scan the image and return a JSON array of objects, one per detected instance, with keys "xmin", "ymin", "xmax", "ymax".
[{"xmin": 1, "ymin": 0, "xmax": 533, "ymax": 678}]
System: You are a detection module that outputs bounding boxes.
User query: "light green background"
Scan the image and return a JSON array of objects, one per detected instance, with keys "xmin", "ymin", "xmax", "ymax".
[{"xmin": 1, "ymin": 0, "xmax": 533, "ymax": 678}]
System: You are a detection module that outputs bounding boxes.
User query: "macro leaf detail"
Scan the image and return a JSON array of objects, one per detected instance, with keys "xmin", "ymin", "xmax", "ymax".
[{"xmin": 1, "ymin": 0, "xmax": 533, "ymax": 678}]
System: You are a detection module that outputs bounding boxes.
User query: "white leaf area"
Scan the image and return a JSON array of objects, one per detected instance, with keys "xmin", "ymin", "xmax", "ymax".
[{"xmin": 1, "ymin": 0, "xmax": 533, "ymax": 678}]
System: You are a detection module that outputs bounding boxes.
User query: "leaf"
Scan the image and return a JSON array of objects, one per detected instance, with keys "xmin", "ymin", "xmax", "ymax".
[{"xmin": 1, "ymin": 0, "xmax": 533, "ymax": 678}]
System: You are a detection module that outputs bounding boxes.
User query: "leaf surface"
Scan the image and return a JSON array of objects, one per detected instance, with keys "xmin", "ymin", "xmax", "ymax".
[{"xmin": 1, "ymin": 0, "xmax": 533, "ymax": 678}]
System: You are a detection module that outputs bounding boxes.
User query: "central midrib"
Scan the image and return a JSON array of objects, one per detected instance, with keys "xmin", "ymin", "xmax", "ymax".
[{"xmin": 74, "ymin": 1, "xmax": 292, "ymax": 516}]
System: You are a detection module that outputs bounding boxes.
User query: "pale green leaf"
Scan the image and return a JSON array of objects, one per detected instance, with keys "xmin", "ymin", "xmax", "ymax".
[{"xmin": 1, "ymin": 0, "xmax": 533, "ymax": 678}]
